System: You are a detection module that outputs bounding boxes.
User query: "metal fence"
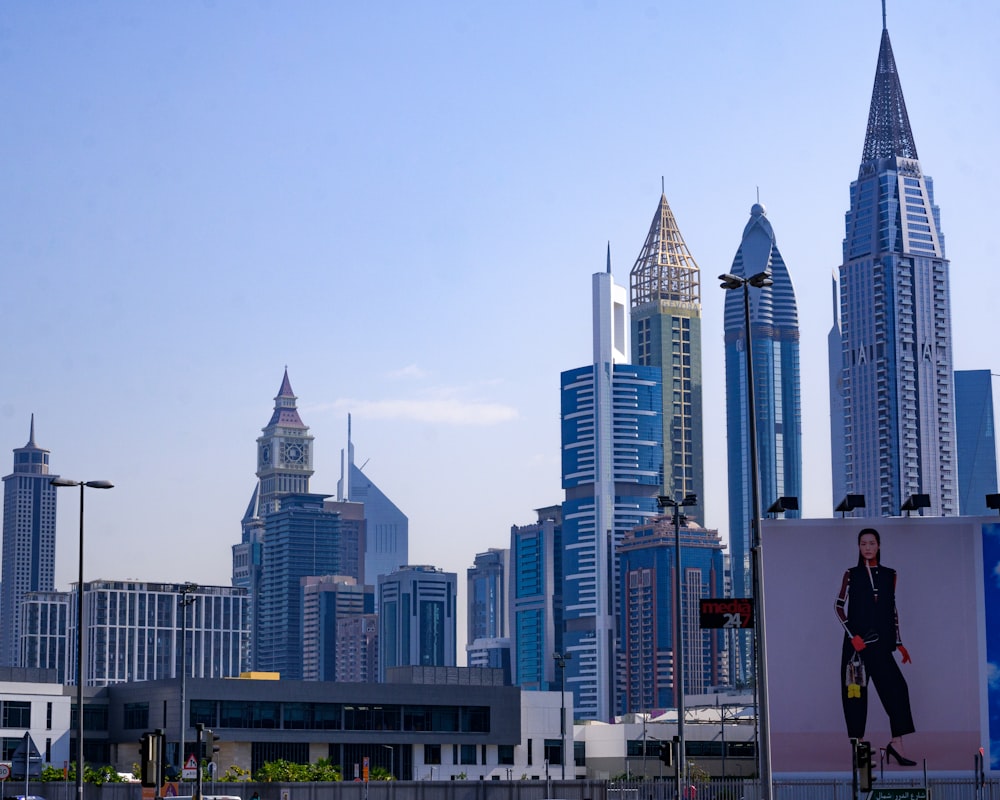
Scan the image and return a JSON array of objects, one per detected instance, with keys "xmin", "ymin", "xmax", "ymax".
[{"xmin": 9, "ymin": 779, "xmax": 1000, "ymax": 800}]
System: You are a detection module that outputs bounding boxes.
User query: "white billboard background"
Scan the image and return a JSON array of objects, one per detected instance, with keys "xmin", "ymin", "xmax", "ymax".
[{"xmin": 761, "ymin": 516, "xmax": 986, "ymax": 774}]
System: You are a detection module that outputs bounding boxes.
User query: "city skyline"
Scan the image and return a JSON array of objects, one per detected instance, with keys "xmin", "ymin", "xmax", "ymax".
[{"xmin": 2, "ymin": 2, "xmax": 997, "ymax": 661}]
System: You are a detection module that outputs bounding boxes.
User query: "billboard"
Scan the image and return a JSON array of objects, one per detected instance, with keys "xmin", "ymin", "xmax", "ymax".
[{"xmin": 761, "ymin": 516, "xmax": 995, "ymax": 774}]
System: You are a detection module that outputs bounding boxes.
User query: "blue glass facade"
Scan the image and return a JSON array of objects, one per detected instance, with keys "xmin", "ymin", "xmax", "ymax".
[
  {"xmin": 561, "ymin": 362, "xmax": 662, "ymax": 720},
  {"xmin": 257, "ymin": 493, "xmax": 342, "ymax": 680},
  {"xmin": 617, "ymin": 521, "xmax": 726, "ymax": 713},
  {"xmin": 954, "ymin": 370, "xmax": 998, "ymax": 515},
  {"xmin": 509, "ymin": 507, "xmax": 562, "ymax": 690},
  {"xmin": 830, "ymin": 23, "xmax": 956, "ymax": 516},
  {"xmin": 723, "ymin": 203, "xmax": 802, "ymax": 686}
]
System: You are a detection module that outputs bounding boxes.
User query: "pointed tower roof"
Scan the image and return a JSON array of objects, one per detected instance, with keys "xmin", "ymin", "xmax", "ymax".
[
  {"xmin": 629, "ymin": 192, "xmax": 700, "ymax": 308},
  {"xmin": 266, "ymin": 368, "xmax": 306, "ymax": 428},
  {"xmin": 861, "ymin": 25, "xmax": 918, "ymax": 162},
  {"xmin": 11, "ymin": 414, "xmax": 51, "ymax": 476}
]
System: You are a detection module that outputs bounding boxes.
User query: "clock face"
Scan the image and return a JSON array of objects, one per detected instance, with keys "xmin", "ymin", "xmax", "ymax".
[
  {"xmin": 260, "ymin": 444, "xmax": 271, "ymax": 465},
  {"xmin": 282, "ymin": 442, "xmax": 305, "ymax": 464}
]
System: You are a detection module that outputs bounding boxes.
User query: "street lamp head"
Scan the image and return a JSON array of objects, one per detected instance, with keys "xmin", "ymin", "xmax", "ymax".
[
  {"xmin": 718, "ymin": 273, "xmax": 743, "ymax": 290},
  {"xmin": 681, "ymin": 494, "xmax": 698, "ymax": 507},
  {"xmin": 748, "ymin": 271, "xmax": 773, "ymax": 288},
  {"xmin": 50, "ymin": 478, "xmax": 114, "ymax": 490}
]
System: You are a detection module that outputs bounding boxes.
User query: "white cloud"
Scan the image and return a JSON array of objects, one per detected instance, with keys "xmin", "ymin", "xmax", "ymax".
[
  {"xmin": 386, "ymin": 364, "xmax": 429, "ymax": 380},
  {"xmin": 988, "ymin": 661, "xmax": 999, "ymax": 691},
  {"xmin": 994, "ymin": 560, "xmax": 1000, "ymax": 587}
]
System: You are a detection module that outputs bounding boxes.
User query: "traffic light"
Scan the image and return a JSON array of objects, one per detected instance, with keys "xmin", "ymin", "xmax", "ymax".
[
  {"xmin": 139, "ymin": 730, "xmax": 163, "ymax": 788},
  {"xmin": 196, "ymin": 723, "xmax": 220, "ymax": 762},
  {"xmin": 857, "ymin": 740, "xmax": 873, "ymax": 792},
  {"xmin": 658, "ymin": 741, "xmax": 673, "ymax": 767},
  {"xmin": 203, "ymin": 729, "xmax": 219, "ymax": 762}
]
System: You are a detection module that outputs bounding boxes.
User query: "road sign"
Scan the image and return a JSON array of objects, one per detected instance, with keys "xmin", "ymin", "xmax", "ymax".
[
  {"xmin": 182, "ymin": 754, "xmax": 198, "ymax": 780},
  {"xmin": 0, "ymin": 763, "xmax": 11, "ymax": 781}
]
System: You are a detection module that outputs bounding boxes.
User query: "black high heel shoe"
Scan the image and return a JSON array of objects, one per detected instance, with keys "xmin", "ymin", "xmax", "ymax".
[{"xmin": 885, "ymin": 743, "xmax": 917, "ymax": 766}]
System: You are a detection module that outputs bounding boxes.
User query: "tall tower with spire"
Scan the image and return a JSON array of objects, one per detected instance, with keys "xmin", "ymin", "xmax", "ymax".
[
  {"xmin": 724, "ymin": 202, "xmax": 802, "ymax": 683},
  {"xmin": 829, "ymin": 7, "xmax": 956, "ymax": 517},
  {"xmin": 561, "ymin": 255, "xmax": 663, "ymax": 721},
  {"xmin": 233, "ymin": 370, "xmax": 316, "ymax": 670},
  {"xmin": 629, "ymin": 190, "xmax": 704, "ymax": 525},
  {"xmin": 1, "ymin": 416, "xmax": 58, "ymax": 666}
]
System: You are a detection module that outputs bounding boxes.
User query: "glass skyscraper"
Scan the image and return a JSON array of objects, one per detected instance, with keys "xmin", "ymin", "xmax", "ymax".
[
  {"xmin": 1, "ymin": 417, "xmax": 58, "ymax": 667},
  {"xmin": 509, "ymin": 506, "xmax": 562, "ymax": 691},
  {"xmin": 724, "ymin": 202, "xmax": 801, "ymax": 686},
  {"xmin": 630, "ymin": 192, "xmax": 704, "ymax": 526},
  {"xmin": 617, "ymin": 518, "xmax": 726, "ymax": 713},
  {"xmin": 378, "ymin": 565, "xmax": 457, "ymax": 674},
  {"xmin": 560, "ymin": 262, "xmax": 663, "ymax": 721},
  {"xmin": 954, "ymin": 370, "xmax": 998, "ymax": 516},
  {"xmin": 829, "ymin": 14, "xmax": 956, "ymax": 517}
]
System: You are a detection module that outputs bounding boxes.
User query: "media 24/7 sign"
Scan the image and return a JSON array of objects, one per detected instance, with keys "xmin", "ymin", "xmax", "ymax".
[{"xmin": 699, "ymin": 598, "xmax": 754, "ymax": 629}]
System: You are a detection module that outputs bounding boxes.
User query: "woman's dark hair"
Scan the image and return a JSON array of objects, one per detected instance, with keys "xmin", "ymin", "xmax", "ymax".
[{"xmin": 857, "ymin": 527, "xmax": 881, "ymax": 566}]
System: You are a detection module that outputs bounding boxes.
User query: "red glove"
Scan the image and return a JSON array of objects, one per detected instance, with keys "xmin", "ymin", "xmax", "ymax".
[
  {"xmin": 851, "ymin": 635, "xmax": 866, "ymax": 652},
  {"xmin": 898, "ymin": 644, "xmax": 911, "ymax": 663}
]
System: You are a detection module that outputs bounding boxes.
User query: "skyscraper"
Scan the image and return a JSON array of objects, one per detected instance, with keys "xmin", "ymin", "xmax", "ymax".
[
  {"xmin": 301, "ymin": 575, "xmax": 374, "ymax": 681},
  {"xmin": 829, "ymin": 11, "xmax": 956, "ymax": 517},
  {"xmin": 378, "ymin": 565, "xmax": 457, "ymax": 674},
  {"xmin": 630, "ymin": 191, "xmax": 705, "ymax": 526},
  {"xmin": 1, "ymin": 417, "xmax": 58, "ymax": 667},
  {"xmin": 338, "ymin": 415, "xmax": 408, "ymax": 598},
  {"xmin": 467, "ymin": 548, "xmax": 508, "ymax": 644},
  {"xmin": 256, "ymin": 493, "xmax": 342, "ymax": 679},
  {"xmin": 233, "ymin": 370, "xmax": 318, "ymax": 671},
  {"xmin": 954, "ymin": 370, "xmax": 998, "ymax": 515},
  {"xmin": 509, "ymin": 506, "xmax": 562, "ymax": 691},
  {"xmin": 724, "ymin": 202, "xmax": 801, "ymax": 684},
  {"xmin": 561, "ymin": 258, "xmax": 663, "ymax": 721},
  {"xmin": 617, "ymin": 517, "xmax": 726, "ymax": 713}
]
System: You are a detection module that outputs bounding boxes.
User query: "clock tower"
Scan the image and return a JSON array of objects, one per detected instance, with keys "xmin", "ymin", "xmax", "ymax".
[{"xmin": 255, "ymin": 369, "xmax": 315, "ymax": 515}]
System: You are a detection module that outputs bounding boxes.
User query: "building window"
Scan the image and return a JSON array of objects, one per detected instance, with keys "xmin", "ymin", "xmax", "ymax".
[
  {"xmin": 424, "ymin": 744, "xmax": 441, "ymax": 765},
  {"xmin": 460, "ymin": 744, "xmax": 477, "ymax": 765},
  {"xmin": 1, "ymin": 701, "xmax": 31, "ymax": 728},
  {"xmin": 124, "ymin": 703, "xmax": 150, "ymax": 730},
  {"xmin": 544, "ymin": 739, "xmax": 563, "ymax": 765},
  {"xmin": 498, "ymin": 744, "xmax": 515, "ymax": 765}
]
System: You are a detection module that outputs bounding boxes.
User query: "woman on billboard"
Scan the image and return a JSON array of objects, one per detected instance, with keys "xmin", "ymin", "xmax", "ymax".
[{"xmin": 835, "ymin": 527, "xmax": 916, "ymax": 766}]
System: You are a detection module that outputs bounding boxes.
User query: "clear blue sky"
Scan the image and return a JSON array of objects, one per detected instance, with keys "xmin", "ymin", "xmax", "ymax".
[{"xmin": 2, "ymin": 2, "xmax": 997, "ymax": 654}]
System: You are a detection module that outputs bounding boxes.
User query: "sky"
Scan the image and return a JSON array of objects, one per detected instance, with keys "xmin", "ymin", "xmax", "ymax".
[{"xmin": 2, "ymin": 1, "xmax": 998, "ymax": 657}]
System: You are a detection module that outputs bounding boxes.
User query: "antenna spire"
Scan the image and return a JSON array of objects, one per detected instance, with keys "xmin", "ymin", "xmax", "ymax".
[
  {"xmin": 882, "ymin": 0, "xmax": 887, "ymax": 30},
  {"xmin": 606, "ymin": 241, "xmax": 611, "ymax": 273},
  {"xmin": 661, "ymin": 175, "xmax": 665, "ymax": 195}
]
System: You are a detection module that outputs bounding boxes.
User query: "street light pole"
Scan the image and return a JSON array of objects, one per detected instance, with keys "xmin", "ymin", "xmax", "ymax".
[
  {"xmin": 657, "ymin": 492, "xmax": 697, "ymax": 800},
  {"xmin": 50, "ymin": 478, "xmax": 113, "ymax": 800},
  {"xmin": 719, "ymin": 269, "xmax": 774, "ymax": 799},
  {"xmin": 178, "ymin": 582, "xmax": 198, "ymax": 776},
  {"xmin": 553, "ymin": 652, "xmax": 572, "ymax": 780}
]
